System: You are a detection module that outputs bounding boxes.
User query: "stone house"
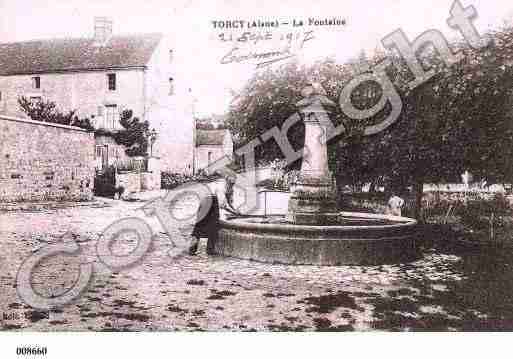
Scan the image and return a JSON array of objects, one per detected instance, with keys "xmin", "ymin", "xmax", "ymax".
[
  {"xmin": 195, "ymin": 127, "xmax": 234, "ymax": 174},
  {"xmin": 0, "ymin": 17, "xmax": 194, "ymax": 174}
]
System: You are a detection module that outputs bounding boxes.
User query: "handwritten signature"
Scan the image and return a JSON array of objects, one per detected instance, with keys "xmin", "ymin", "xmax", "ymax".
[{"xmin": 220, "ymin": 30, "xmax": 314, "ymax": 68}]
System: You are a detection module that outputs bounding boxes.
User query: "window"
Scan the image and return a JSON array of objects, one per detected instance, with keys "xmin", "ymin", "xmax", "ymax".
[
  {"xmin": 108, "ymin": 73, "xmax": 116, "ymax": 91},
  {"xmin": 169, "ymin": 50, "xmax": 174, "ymax": 63},
  {"xmin": 0, "ymin": 91, "xmax": 3, "ymax": 101},
  {"xmin": 32, "ymin": 77, "xmax": 40, "ymax": 89},
  {"xmin": 29, "ymin": 96, "xmax": 42, "ymax": 105},
  {"xmin": 169, "ymin": 77, "xmax": 174, "ymax": 95},
  {"xmin": 95, "ymin": 145, "xmax": 102, "ymax": 158},
  {"xmin": 43, "ymin": 171, "xmax": 54, "ymax": 181},
  {"xmin": 105, "ymin": 104, "xmax": 118, "ymax": 129},
  {"xmin": 208, "ymin": 151, "xmax": 213, "ymax": 166}
]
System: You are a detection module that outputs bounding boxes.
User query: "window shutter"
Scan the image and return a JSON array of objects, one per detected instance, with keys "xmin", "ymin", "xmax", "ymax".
[{"xmin": 108, "ymin": 74, "xmax": 116, "ymax": 91}]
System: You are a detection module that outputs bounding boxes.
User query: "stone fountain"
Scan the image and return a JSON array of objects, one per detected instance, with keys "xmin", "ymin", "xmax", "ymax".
[
  {"xmin": 213, "ymin": 84, "xmax": 418, "ymax": 266},
  {"xmin": 287, "ymin": 84, "xmax": 339, "ymax": 226}
]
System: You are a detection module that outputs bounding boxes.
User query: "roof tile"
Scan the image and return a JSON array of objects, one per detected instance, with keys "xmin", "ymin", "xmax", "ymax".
[{"xmin": 0, "ymin": 33, "xmax": 163, "ymax": 76}]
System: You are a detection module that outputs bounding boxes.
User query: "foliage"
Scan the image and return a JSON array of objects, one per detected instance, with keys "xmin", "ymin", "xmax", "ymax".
[
  {"xmin": 458, "ymin": 194, "xmax": 513, "ymax": 230},
  {"xmin": 258, "ymin": 159, "xmax": 300, "ymax": 191},
  {"xmin": 388, "ymin": 36, "xmax": 513, "ymax": 187},
  {"xmin": 113, "ymin": 110, "xmax": 151, "ymax": 157},
  {"xmin": 161, "ymin": 171, "xmax": 220, "ymax": 190},
  {"xmin": 227, "ymin": 25, "xmax": 513, "ymax": 197},
  {"xmin": 420, "ymin": 190, "xmax": 513, "ymax": 235},
  {"xmin": 227, "ymin": 59, "xmax": 351, "ymax": 169},
  {"xmin": 72, "ymin": 117, "xmax": 95, "ymax": 131},
  {"xmin": 93, "ymin": 128, "xmax": 116, "ymax": 137},
  {"xmin": 115, "ymin": 158, "xmax": 147, "ymax": 173},
  {"xmin": 196, "ymin": 121, "xmax": 227, "ymax": 130},
  {"xmin": 18, "ymin": 96, "xmax": 94, "ymax": 131}
]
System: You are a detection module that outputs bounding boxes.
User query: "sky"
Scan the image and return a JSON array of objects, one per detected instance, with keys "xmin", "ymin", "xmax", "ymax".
[{"xmin": 0, "ymin": 0, "xmax": 512, "ymax": 116}]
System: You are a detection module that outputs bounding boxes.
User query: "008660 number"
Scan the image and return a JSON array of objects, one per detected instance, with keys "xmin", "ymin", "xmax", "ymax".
[{"xmin": 16, "ymin": 346, "xmax": 47, "ymax": 356}]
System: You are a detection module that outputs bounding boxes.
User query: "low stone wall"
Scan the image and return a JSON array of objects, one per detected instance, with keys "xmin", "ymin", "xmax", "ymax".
[
  {"xmin": 116, "ymin": 172, "xmax": 142, "ymax": 194},
  {"xmin": 0, "ymin": 116, "xmax": 95, "ymax": 202},
  {"xmin": 114, "ymin": 157, "xmax": 161, "ymax": 196},
  {"xmin": 141, "ymin": 172, "xmax": 160, "ymax": 191},
  {"xmin": 117, "ymin": 171, "xmax": 161, "ymax": 194},
  {"xmin": 142, "ymin": 157, "xmax": 161, "ymax": 191}
]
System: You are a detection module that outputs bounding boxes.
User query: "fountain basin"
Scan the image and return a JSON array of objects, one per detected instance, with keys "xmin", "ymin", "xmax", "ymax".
[{"xmin": 214, "ymin": 212, "xmax": 419, "ymax": 266}]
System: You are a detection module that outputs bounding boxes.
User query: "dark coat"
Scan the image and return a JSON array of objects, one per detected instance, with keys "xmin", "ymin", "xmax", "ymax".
[{"xmin": 192, "ymin": 194, "xmax": 220, "ymax": 254}]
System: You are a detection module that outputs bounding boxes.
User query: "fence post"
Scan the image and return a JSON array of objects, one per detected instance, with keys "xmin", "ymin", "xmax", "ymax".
[{"xmin": 490, "ymin": 212, "xmax": 495, "ymax": 241}]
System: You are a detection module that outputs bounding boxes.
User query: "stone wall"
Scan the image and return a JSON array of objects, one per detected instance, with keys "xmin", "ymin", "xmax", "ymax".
[
  {"xmin": 0, "ymin": 116, "xmax": 95, "ymax": 202},
  {"xmin": 115, "ymin": 157, "xmax": 162, "ymax": 196},
  {"xmin": 116, "ymin": 172, "xmax": 142, "ymax": 195},
  {"xmin": 141, "ymin": 157, "xmax": 161, "ymax": 191}
]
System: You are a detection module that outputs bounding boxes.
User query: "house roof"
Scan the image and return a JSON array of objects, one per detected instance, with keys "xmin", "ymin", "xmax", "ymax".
[
  {"xmin": 0, "ymin": 33, "xmax": 163, "ymax": 76},
  {"xmin": 196, "ymin": 129, "xmax": 228, "ymax": 147}
]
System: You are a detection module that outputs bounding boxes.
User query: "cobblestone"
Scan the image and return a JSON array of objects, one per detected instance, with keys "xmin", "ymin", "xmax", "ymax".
[{"xmin": 1, "ymin": 192, "xmax": 513, "ymax": 331}]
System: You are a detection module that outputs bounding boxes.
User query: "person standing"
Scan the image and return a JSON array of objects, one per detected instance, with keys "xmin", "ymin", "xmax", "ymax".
[
  {"xmin": 188, "ymin": 175, "xmax": 240, "ymax": 256},
  {"xmin": 189, "ymin": 193, "xmax": 220, "ymax": 255}
]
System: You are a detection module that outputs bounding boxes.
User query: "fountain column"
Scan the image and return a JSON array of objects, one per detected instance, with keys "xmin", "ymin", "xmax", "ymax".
[{"xmin": 287, "ymin": 84, "xmax": 339, "ymax": 225}]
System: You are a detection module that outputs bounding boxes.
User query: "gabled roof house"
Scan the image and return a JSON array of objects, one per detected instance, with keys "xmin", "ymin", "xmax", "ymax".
[{"xmin": 0, "ymin": 17, "xmax": 194, "ymax": 174}]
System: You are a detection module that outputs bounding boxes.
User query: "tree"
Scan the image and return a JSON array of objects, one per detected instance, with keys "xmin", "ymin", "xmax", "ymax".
[
  {"xmin": 113, "ymin": 110, "xmax": 151, "ymax": 157},
  {"xmin": 356, "ymin": 26, "xmax": 513, "ymax": 217},
  {"xmin": 227, "ymin": 59, "xmax": 355, "ymax": 168},
  {"xmin": 18, "ymin": 96, "xmax": 93, "ymax": 131},
  {"xmin": 71, "ymin": 117, "xmax": 94, "ymax": 132},
  {"xmin": 227, "ymin": 24, "xmax": 513, "ymax": 219}
]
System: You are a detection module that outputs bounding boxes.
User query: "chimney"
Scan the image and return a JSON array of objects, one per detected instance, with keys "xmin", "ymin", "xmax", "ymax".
[{"xmin": 94, "ymin": 17, "xmax": 113, "ymax": 46}]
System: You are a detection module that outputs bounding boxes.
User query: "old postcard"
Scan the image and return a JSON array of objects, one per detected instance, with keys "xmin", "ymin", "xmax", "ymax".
[{"xmin": 1, "ymin": 0, "xmax": 513, "ymax": 357}]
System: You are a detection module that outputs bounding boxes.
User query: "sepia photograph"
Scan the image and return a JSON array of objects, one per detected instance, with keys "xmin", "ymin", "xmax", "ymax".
[{"xmin": 1, "ymin": 0, "xmax": 513, "ymax": 357}]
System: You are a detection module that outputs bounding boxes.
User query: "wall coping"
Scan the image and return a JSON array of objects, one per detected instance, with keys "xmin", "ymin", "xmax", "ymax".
[
  {"xmin": 195, "ymin": 144, "xmax": 224, "ymax": 148},
  {"xmin": 0, "ymin": 115, "xmax": 91, "ymax": 133}
]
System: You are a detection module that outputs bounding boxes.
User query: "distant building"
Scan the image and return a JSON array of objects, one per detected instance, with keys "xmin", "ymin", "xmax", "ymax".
[
  {"xmin": 0, "ymin": 17, "xmax": 194, "ymax": 174},
  {"xmin": 195, "ymin": 127, "xmax": 233, "ymax": 174}
]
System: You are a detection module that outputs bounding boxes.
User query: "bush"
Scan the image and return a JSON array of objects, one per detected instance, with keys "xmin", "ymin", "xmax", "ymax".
[
  {"xmin": 115, "ymin": 158, "xmax": 147, "ymax": 173},
  {"xmin": 113, "ymin": 110, "xmax": 152, "ymax": 157},
  {"xmin": 340, "ymin": 193, "xmax": 388, "ymax": 214},
  {"xmin": 459, "ymin": 194, "xmax": 512, "ymax": 232},
  {"xmin": 258, "ymin": 166, "xmax": 300, "ymax": 192},
  {"xmin": 18, "ymin": 96, "xmax": 94, "ymax": 131},
  {"xmin": 161, "ymin": 172, "xmax": 190, "ymax": 190},
  {"xmin": 161, "ymin": 171, "xmax": 221, "ymax": 190}
]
